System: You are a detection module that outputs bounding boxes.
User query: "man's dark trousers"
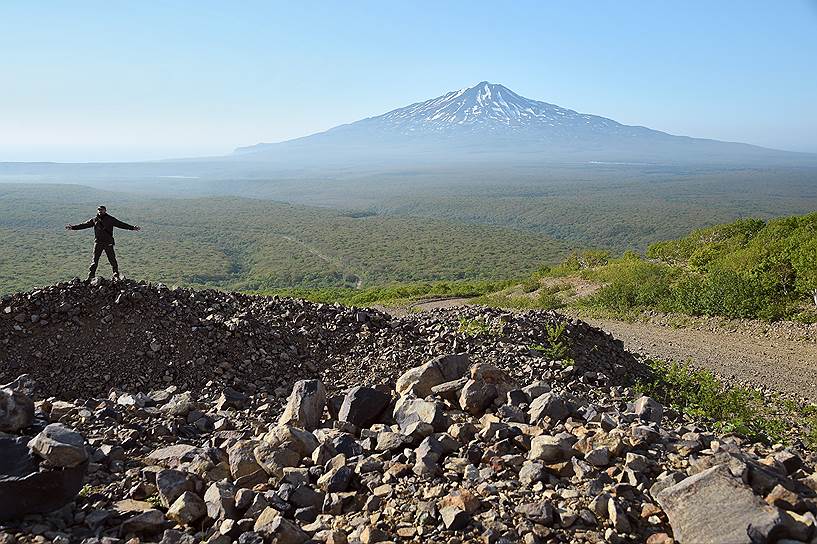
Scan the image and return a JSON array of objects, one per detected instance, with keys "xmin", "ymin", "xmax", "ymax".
[{"xmin": 89, "ymin": 242, "xmax": 118, "ymax": 276}]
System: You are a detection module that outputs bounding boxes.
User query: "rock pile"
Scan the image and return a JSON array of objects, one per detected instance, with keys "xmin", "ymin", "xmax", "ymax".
[
  {"xmin": 0, "ymin": 354, "xmax": 815, "ymax": 543},
  {"xmin": 0, "ymin": 278, "xmax": 640, "ymax": 399},
  {"xmin": 2, "ymin": 279, "xmax": 816, "ymax": 543}
]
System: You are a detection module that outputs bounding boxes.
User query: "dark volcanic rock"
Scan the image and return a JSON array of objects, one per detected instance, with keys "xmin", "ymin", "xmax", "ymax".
[
  {"xmin": 0, "ymin": 435, "xmax": 88, "ymax": 521},
  {"xmin": 337, "ymin": 386, "xmax": 390, "ymax": 427}
]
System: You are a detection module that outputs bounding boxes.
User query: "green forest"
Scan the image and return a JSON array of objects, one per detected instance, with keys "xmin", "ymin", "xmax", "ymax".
[
  {"xmin": 0, "ymin": 184, "xmax": 568, "ymax": 295},
  {"xmin": 2, "ymin": 183, "xmax": 815, "ymax": 325}
]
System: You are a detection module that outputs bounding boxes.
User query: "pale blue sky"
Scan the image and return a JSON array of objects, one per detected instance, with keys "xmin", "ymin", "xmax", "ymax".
[{"xmin": 1, "ymin": 1, "xmax": 815, "ymax": 161}]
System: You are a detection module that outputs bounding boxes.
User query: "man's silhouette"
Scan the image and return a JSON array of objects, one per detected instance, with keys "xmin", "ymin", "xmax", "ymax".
[{"xmin": 65, "ymin": 205, "xmax": 141, "ymax": 281}]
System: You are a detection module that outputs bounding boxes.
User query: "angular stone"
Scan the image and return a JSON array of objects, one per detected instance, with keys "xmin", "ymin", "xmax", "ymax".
[
  {"xmin": 360, "ymin": 526, "xmax": 390, "ymax": 543},
  {"xmin": 204, "ymin": 481, "xmax": 237, "ymax": 521},
  {"xmin": 122, "ymin": 509, "xmax": 166, "ymax": 534},
  {"xmin": 156, "ymin": 469, "xmax": 193, "ymax": 508},
  {"xmin": 515, "ymin": 502, "xmax": 554, "ymax": 526},
  {"xmin": 278, "ymin": 380, "xmax": 326, "ymax": 431},
  {"xmin": 0, "ymin": 380, "xmax": 34, "ymax": 432},
  {"xmin": 28, "ymin": 423, "xmax": 88, "ymax": 468},
  {"xmin": 216, "ymin": 387, "xmax": 248, "ymax": 410},
  {"xmin": 228, "ymin": 440, "xmax": 263, "ymax": 479},
  {"xmin": 656, "ymin": 464, "xmax": 783, "ymax": 544},
  {"xmin": 317, "ymin": 464, "xmax": 353, "ymax": 493},
  {"xmin": 253, "ymin": 507, "xmax": 309, "ymax": 543},
  {"xmin": 166, "ymin": 491, "xmax": 206, "ymax": 526},
  {"xmin": 528, "ymin": 393, "xmax": 569, "ymax": 423},
  {"xmin": 396, "ymin": 362, "xmax": 445, "ymax": 398},
  {"xmin": 261, "ymin": 425, "xmax": 319, "ymax": 458},
  {"xmin": 519, "ymin": 461, "xmax": 547, "ymax": 486},
  {"xmin": 470, "ymin": 363, "xmax": 516, "ymax": 393},
  {"xmin": 0, "ymin": 435, "xmax": 87, "ymax": 521},
  {"xmin": 432, "ymin": 353, "xmax": 471, "ymax": 381},
  {"xmin": 393, "ymin": 398, "xmax": 449, "ymax": 433},
  {"xmin": 633, "ymin": 396, "xmax": 663, "ymax": 423},
  {"xmin": 439, "ymin": 489, "xmax": 481, "ymax": 514},
  {"xmin": 375, "ymin": 432, "xmax": 406, "ymax": 452},
  {"xmin": 337, "ymin": 386, "xmax": 390, "ymax": 428},
  {"xmin": 458, "ymin": 379, "xmax": 497, "ymax": 416},
  {"xmin": 254, "ymin": 445, "xmax": 300, "ymax": 479},
  {"xmin": 440, "ymin": 506, "xmax": 470, "ymax": 530},
  {"xmin": 528, "ymin": 433, "xmax": 576, "ymax": 462},
  {"xmin": 163, "ymin": 392, "xmax": 196, "ymax": 417},
  {"xmin": 584, "ymin": 447, "xmax": 610, "ymax": 467}
]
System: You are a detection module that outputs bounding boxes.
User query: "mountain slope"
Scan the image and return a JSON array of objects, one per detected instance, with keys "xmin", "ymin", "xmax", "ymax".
[{"xmin": 235, "ymin": 81, "xmax": 812, "ymax": 165}]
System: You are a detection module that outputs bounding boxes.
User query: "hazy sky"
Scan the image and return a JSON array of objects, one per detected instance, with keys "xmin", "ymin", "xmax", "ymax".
[{"xmin": 1, "ymin": 1, "xmax": 816, "ymax": 161}]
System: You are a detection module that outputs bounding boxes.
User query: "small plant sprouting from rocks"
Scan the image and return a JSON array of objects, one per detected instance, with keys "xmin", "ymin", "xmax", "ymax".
[
  {"xmin": 634, "ymin": 358, "xmax": 817, "ymax": 446},
  {"xmin": 530, "ymin": 321, "xmax": 573, "ymax": 362}
]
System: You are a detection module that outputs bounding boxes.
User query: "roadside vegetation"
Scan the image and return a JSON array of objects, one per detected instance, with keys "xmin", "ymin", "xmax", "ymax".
[
  {"xmin": 468, "ymin": 213, "xmax": 817, "ymax": 323},
  {"xmin": 637, "ymin": 358, "xmax": 817, "ymax": 448},
  {"xmin": 569, "ymin": 213, "xmax": 817, "ymax": 322}
]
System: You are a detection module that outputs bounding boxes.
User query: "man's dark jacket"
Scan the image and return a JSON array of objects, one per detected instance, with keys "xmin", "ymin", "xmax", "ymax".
[{"xmin": 69, "ymin": 214, "xmax": 136, "ymax": 245}]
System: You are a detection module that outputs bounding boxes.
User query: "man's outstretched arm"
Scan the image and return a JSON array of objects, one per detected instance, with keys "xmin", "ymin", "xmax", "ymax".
[
  {"xmin": 65, "ymin": 218, "xmax": 94, "ymax": 230},
  {"xmin": 111, "ymin": 217, "xmax": 141, "ymax": 231}
]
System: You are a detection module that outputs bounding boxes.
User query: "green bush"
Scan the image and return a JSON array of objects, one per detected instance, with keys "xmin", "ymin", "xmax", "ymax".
[
  {"xmin": 580, "ymin": 259, "xmax": 674, "ymax": 314},
  {"xmin": 636, "ymin": 359, "xmax": 793, "ymax": 444}
]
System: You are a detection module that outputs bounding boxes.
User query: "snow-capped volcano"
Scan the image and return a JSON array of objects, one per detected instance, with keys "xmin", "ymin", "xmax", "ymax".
[
  {"xmin": 374, "ymin": 81, "xmax": 625, "ymax": 134},
  {"xmin": 234, "ymin": 82, "xmax": 805, "ymax": 166}
]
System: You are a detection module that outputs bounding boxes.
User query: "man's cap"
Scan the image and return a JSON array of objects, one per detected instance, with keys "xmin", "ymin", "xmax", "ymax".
[{"xmin": 97, "ymin": 205, "xmax": 107, "ymax": 211}]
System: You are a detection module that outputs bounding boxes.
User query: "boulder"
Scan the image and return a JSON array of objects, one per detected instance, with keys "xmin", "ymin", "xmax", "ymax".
[
  {"xmin": 166, "ymin": 491, "xmax": 207, "ymax": 526},
  {"xmin": 156, "ymin": 469, "xmax": 194, "ymax": 508},
  {"xmin": 254, "ymin": 444, "xmax": 301, "ymax": 478},
  {"xmin": 337, "ymin": 386, "xmax": 391, "ymax": 427},
  {"xmin": 204, "ymin": 481, "xmax": 237, "ymax": 521},
  {"xmin": 396, "ymin": 362, "xmax": 445, "ymax": 398},
  {"xmin": 458, "ymin": 379, "xmax": 497, "ymax": 415},
  {"xmin": 122, "ymin": 509, "xmax": 167, "ymax": 534},
  {"xmin": 396, "ymin": 354, "xmax": 471, "ymax": 398},
  {"xmin": 656, "ymin": 464, "xmax": 783, "ymax": 543},
  {"xmin": 528, "ymin": 392, "xmax": 569, "ymax": 423},
  {"xmin": 431, "ymin": 353, "xmax": 471, "ymax": 381},
  {"xmin": 228, "ymin": 440, "xmax": 263, "ymax": 479},
  {"xmin": 0, "ymin": 435, "xmax": 88, "ymax": 521},
  {"xmin": 393, "ymin": 398, "xmax": 449, "ymax": 433},
  {"xmin": 529, "ymin": 433, "xmax": 577, "ymax": 462},
  {"xmin": 28, "ymin": 423, "xmax": 88, "ymax": 467},
  {"xmin": 278, "ymin": 380, "xmax": 326, "ymax": 431},
  {"xmin": 261, "ymin": 425, "xmax": 319, "ymax": 458}
]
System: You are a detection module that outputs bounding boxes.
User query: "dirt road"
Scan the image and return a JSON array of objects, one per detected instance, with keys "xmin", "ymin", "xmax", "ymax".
[{"xmin": 581, "ymin": 316, "xmax": 817, "ymax": 401}]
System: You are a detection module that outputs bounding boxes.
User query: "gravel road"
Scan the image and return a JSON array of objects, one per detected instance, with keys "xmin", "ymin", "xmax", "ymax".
[{"xmin": 579, "ymin": 315, "xmax": 817, "ymax": 401}]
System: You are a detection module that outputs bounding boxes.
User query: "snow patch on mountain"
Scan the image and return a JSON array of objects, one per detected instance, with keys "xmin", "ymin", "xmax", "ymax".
[{"xmin": 364, "ymin": 81, "xmax": 635, "ymax": 135}]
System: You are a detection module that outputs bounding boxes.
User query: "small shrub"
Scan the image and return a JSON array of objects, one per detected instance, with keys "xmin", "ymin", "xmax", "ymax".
[{"xmin": 531, "ymin": 321, "xmax": 572, "ymax": 361}]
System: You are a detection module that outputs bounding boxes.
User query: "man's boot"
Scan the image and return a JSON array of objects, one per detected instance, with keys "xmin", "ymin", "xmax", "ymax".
[
  {"xmin": 112, "ymin": 272, "xmax": 120, "ymax": 281},
  {"xmin": 85, "ymin": 272, "xmax": 95, "ymax": 283}
]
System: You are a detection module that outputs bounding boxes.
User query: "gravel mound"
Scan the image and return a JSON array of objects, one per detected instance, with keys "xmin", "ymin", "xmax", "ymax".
[{"xmin": 0, "ymin": 278, "xmax": 643, "ymax": 400}]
